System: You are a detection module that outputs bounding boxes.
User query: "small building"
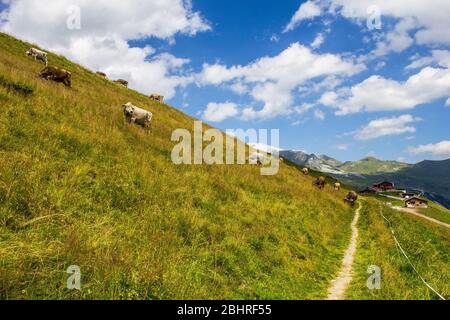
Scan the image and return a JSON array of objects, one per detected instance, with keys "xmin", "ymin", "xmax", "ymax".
[
  {"xmin": 400, "ymin": 192, "xmax": 417, "ymax": 199},
  {"xmin": 373, "ymin": 181, "xmax": 395, "ymax": 191},
  {"xmin": 405, "ymin": 197, "xmax": 428, "ymax": 209}
]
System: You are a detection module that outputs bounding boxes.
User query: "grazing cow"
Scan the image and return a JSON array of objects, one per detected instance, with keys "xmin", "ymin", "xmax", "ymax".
[
  {"xmin": 313, "ymin": 176, "xmax": 326, "ymax": 190},
  {"xmin": 334, "ymin": 182, "xmax": 341, "ymax": 191},
  {"xmin": 302, "ymin": 168, "xmax": 309, "ymax": 175},
  {"xmin": 115, "ymin": 79, "xmax": 128, "ymax": 87},
  {"xmin": 39, "ymin": 66, "xmax": 72, "ymax": 87},
  {"xmin": 344, "ymin": 191, "xmax": 358, "ymax": 206},
  {"xmin": 122, "ymin": 102, "xmax": 153, "ymax": 129},
  {"xmin": 96, "ymin": 72, "xmax": 107, "ymax": 78},
  {"xmin": 248, "ymin": 152, "xmax": 269, "ymax": 166},
  {"xmin": 26, "ymin": 48, "xmax": 48, "ymax": 65},
  {"xmin": 149, "ymin": 94, "xmax": 164, "ymax": 103}
]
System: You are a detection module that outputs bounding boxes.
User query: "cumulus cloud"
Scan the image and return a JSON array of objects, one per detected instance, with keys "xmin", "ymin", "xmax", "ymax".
[
  {"xmin": 320, "ymin": 65, "xmax": 450, "ymax": 115},
  {"xmin": 284, "ymin": 1, "xmax": 322, "ymax": 32},
  {"xmin": 353, "ymin": 114, "xmax": 420, "ymax": 140},
  {"xmin": 197, "ymin": 43, "xmax": 364, "ymax": 120},
  {"xmin": 406, "ymin": 50, "xmax": 450, "ymax": 70},
  {"xmin": 0, "ymin": 0, "xmax": 210, "ymax": 98},
  {"xmin": 408, "ymin": 140, "xmax": 450, "ymax": 159},
  {"xmin": 333, "ymin": 0, "xmax": 450, "ymax": 45},
  {"xmin": 202, "ymin": 102, "xmax": 239, "ymax": 122},
  {"xmin": 285, "ymin": 1, "xmax": 450, "ymax": 51},
  {"xmin": 371, "ymin": 17, "xmax": 416, "ymax": 57},
  {"xmin": 311, "ymin": 33, "xmax": 325, "ymax": 49}
]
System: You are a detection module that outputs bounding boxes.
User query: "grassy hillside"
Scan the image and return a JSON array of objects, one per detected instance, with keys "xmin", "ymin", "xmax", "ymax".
[
  {"xmin": 0, "ymin": 33, "xmax": 357, "ymax": 299},
  {"xmin": 347, "ymin": 198, "xmax": 449, "ymax": 299}
]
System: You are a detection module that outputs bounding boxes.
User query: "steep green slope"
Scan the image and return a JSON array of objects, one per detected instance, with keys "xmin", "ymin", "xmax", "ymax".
[
  {"xmin": 348, "ymin": 199, "xmax": 449, "ymax": 300},
  {"xmin": 0, "ymin": 33, "xmax": 356, "ymax": 299}
]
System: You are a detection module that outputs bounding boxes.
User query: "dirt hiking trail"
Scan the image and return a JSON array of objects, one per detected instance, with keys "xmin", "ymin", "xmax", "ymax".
[{"xmin": 326, "ymin": 202, "xmax": 362, "ymax": 300}]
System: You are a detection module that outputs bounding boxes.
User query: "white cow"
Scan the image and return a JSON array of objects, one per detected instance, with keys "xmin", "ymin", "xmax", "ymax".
[
  {"xmin": 122, "ymin": 102, "xmax": 153, "ymax": 129},
  {"xmin": 26, "ymin": 48, "xmax": 48, "ymax": 65}
]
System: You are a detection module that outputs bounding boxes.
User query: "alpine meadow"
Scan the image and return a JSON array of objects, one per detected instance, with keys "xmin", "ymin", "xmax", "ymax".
[{"xmin": 0, "ymin": 0, "xmax": 450, "ymax": 303}]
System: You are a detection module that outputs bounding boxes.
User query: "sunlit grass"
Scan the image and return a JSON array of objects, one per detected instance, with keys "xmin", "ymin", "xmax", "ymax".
[
  {"xmin": 0, "ymin": 32, "xmax": 356, "ymax": 300},
  {"xmin": 347, "ymin": 198, "xmax": 449, "ymax": 300}
]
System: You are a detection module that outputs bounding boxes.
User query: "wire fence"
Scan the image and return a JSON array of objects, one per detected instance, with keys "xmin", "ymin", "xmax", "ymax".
[{"xmin": 378, "ymin": 205, "xmax": 446, "ymax": 300}]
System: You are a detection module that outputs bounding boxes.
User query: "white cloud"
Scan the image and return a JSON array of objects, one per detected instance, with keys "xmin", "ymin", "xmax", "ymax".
[
  {"xmin": 311, "ymin": 33, "xmax": 325, "ymax": 49},
  {"xmin": 319, "ymin": 91, "xmax": 339, "ymax": 106},
  {"xmin": 198, "ymin": 43, "xmax": 364, "ymax": 120},
  {"xmin": 354, "ymin": 114, "xmax": 420, "ymax": 140},
  {"xmin": 408, "ymin": 140, "xmax": 450, "ymax": 159},
  {"xmin": 284, "ymin": 1, "xmax": 322, "ymax": 32},
  {"xmin": 327, "ymin": 0, "xmax": 450, "ymax": 46},
  {"xmin": 314, "ymin": 109, "xmax": 325, "ymax": 120},
  {"xmin": 202, "ymin": 102, "xmax": 239, "ymax": 122},
  {"xmin": 371, "ymin": 17, "xmax": 416, "ymax": 57},
  {"xmin": 406, "ymin": 55, "xmax": 435, "ymax": 70},
  {"xmin": 374, "ymin": 61, "xmax": 386, "ymax": 71},
  {"xmin": 294, "ymin": 103, "xmax": 315, "ymax": 115},
  {"xmin": 406, "ymin": 50, "xmax": 450, "ymax": 70},
  {"xmin": 335, "ymin": 144, "xmax": 349, "ymax": 151},
  {"xmin": 249, "ymin": 143, "xmax": 282, "ymax": 154},
  {"xmin": 321, "ymin": 65, "xmax": 450, "ymax": 115},
  {"xmin": 0, "ymin": 0, "xmax": 210, "ymax": 98},
  {"xmin": 285, "ymin": 1, "xmax": 450, "ymax": 54}
]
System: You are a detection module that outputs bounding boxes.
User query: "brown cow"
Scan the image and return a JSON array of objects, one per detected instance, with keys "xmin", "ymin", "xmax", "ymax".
[
  {"xmin": 96, "ymin": 71, "xmax": 107, "ymax": 78},
  {"xmin": 149, "ymin": 94, "xmax": 164, "ymax": 103},
  {"xmin": 344, "ymin": 191, "xmax": 358, "ymax": 206},
  {"xmin": 115, "ymin": 79, "xmax": 128, "ymax": 87},
  {"xmin": 313, "ymin": 176, "xmax": 326, "ymax": 190},
  {"xmin": 39, "ymin": 66, "xmax": 71, "ymax": 87}
]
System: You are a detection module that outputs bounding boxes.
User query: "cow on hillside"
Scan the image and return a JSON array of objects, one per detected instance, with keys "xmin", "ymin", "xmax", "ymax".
[
  {"xmin": 122, "ymin": 102, "xmax": 153, "ymax": 130},
  {"xmin": 313, "ymin": 176, "xmax": 326, "ymax": 190},
  {"xmin": 334, "ymin": 182, "xmax": 341, "ymax": 191},
  {"xmin": 344, "ymin": 191, "xmax": 358, "ymax": 206},
  {"xmin": 39, "ymin": 66, "xmax": 72, "ymax": 87},
  {"xmin": 115, "ymin": 79, "xmax": 128, "ymax": 87},
  {"xmin": 96, "ymin": 72, "xmax": 107, "ymax": 78},
  {"xmin": 302, "ymin": 168, "xmax": 309, "ymax": 175},
  {"xmin": 149, "ymin": 94, "xmax": 164, "ymax": 103},
  {"xmin": 26, "ymin": 48, "xmax": 48, "ymax": 65}
]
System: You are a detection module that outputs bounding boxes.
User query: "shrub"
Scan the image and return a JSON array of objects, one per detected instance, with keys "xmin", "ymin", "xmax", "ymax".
[{"xmin": 0, "ymin": 75, "xmax": 34, "ymax": 96}]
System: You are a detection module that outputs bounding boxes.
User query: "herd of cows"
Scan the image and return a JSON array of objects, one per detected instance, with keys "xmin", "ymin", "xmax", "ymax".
[
  {"xmin": 25, "ymin": 47, "xmax": 358, "ymax": 206},
  {"xmin": 303, "ymin": 168, "xmax": 358, "ymax": 206},
  {"xmin": 25, "ymin": 47, "xmax": 162, "ymax": 130}
]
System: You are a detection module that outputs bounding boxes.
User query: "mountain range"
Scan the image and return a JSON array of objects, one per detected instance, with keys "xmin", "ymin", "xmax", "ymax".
[{"xmin": 280, "ymin": 150, "xmax": 450, "ymax": 209}]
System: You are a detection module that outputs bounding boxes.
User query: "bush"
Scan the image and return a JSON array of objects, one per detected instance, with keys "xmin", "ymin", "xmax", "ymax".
[{"xmin": 0, "ymin": 75, "xmax": 34, "ymax": 96}]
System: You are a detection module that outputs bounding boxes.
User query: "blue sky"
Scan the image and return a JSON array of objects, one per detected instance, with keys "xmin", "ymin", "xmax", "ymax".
[{"xmin": 1, "ymin": 0, "xmax": 450, "ymax": 163}]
